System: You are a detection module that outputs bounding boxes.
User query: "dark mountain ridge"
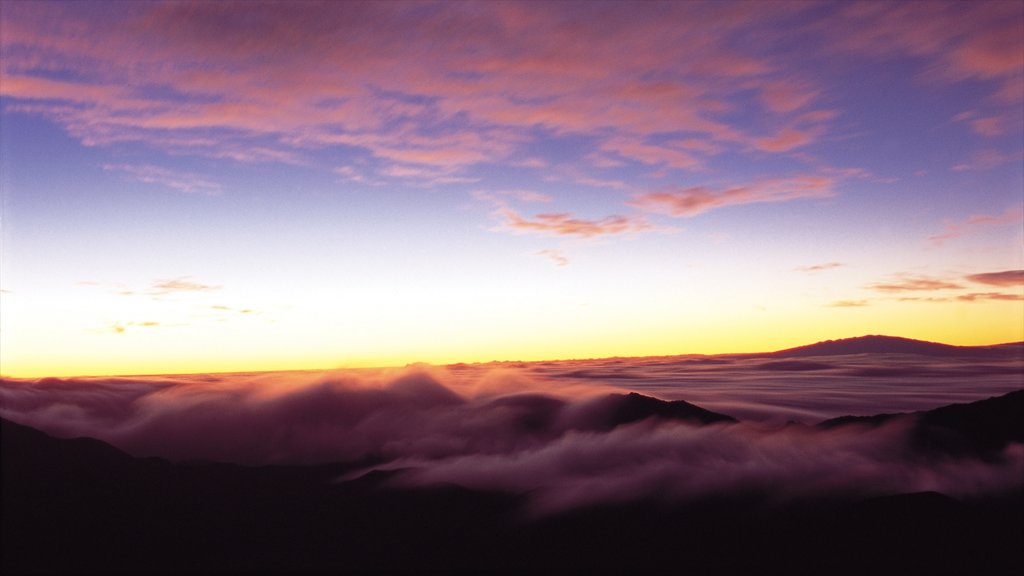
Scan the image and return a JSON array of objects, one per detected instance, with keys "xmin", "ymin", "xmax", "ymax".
[
  {"xmin": 819, "ymin": 389, "xmax": 1024, "ymax": 458},
  {"xmin": 574, "ymin": 392, "xmax": 737, "ymax": 431}
]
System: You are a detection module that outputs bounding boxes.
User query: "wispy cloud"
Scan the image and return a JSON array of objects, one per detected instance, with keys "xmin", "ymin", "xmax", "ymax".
[
  {"xmin": 951, "ymin": 149, "xmax": 1011, "ymax": 172},
  {"xmin": 88, "ymin": 277, "xmax": 223, "ymax": 298},
  {"xmin": 929, "ymin": 207, "xmax": 1024, "ymax": 245},
  {"xmin": 956, "ymin": 292, "xmax": 1024, "ymax": 302},
  {"xmin": 149, "ymin": 278, "xmax": 222, "ymax": 295},
  {"xmin": 102, "ymin": 164, "xmax": 220, "ymax": 194},
  {"xmin": 897, "ymin": 292, "xmax": 1024, "ymax": 303},
  {"xmin": 757, "ymin": 78, "xmax": 820, "ymax": 114},
  {"xmin": 500, "ymin": 208, "xmax": 652, "ymax": 239},
  {"xmin": 868, "ymin": 275, "xmax": 964, "ymax": 293},
  {"xmin": 824, "ymin": 1, "xmax": 1024, "ymax": 104},
  {"xmin": 752, "ymin": 126, "xmax": 815, "ymax": 153},
  {"xmin": 827, "ymin": 300, "xmax": 868, "ymax": 308},
  {"xmin": 473, "ymin": 190, "xmax": 554, "ymax": 205},
  {"xmin": 629, "ymin": 176, "xmax": 833, "ymax": 218},
  {"xmin": 534, "ymin": 249, "xmax": 569, "ymax": 267},
  {"xmin": 211, "ymin": 305, "xmax": 256, "ymax": 315},
  {"xmin": 797, "ymin": 262, "xmax": 844, "ymax": 273},
  {"xmin": 0, "ymin": 1, "xmax": 864, "ymax": 188},
  {"xmin": 966, "ymin": 270, "xmax": 1024, "ymax": 287},
  {"xmin": 110, "ymin": 321, "xmax": 163, "ymax": 334},
  {"xmin": 4, "ymin": 1, "xmax": 1014, "ymax": 199}
]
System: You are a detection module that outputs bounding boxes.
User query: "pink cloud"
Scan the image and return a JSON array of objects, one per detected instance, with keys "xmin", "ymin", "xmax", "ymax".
[
  {"xmin": 598, "ymin": 137, "xmax": 704, "ymax": 170},
  {"xmin": 965, "ymin": 270, "xmax": 1024, "ymax": 287},
  {"xmin": 797, "ymin": 262, "xmax": 844, "ymax": 273},
  {"xmin": 970, "ymin": 116, "xmax": 1008, "ymax": 137},
  {"xmin": 753, "ymin": 126, "xmax": 815, "ymax": 153},
  {"xmin": 0, "ymin": 1, "xmax": 827, "ymax": 185},
  {"xmin": 500, "ymin": 209, "xmax": 652, "ymax": 238},
  {"xmin": 758, "ymin": 79, "xmax": 819, "ymax": 113},
  {"xmin": 629, "ymin": 176, "xmax": 833, "ymax": 217},
  {"xmin": 102, "ymin": 164, "xmax": 220, "ymax": 194},
  {"xmin": 951, "ymin": 149, "xmax": 1011, "ymax": 172},
  {"xmin": 956, "ymin": 292, "xmax": 1024, "ymax": 302},
  {"xmin": 929, "ymin": 207, "xmax": 1024, "ymax": 245},
  {"xmin": 868, "ymin": 276, "xmax": 964, "ymax": 293},
  {"xmin": 534, "ymin": 249, "xmax": 570, "ymax": 267},
  {"xmin": 947, "ymin": 21, "xmax": 1024, "ymax": 81},
  {"xmin": 824, "ymin": 1, "xmax": 1024, "ymax": 103}
]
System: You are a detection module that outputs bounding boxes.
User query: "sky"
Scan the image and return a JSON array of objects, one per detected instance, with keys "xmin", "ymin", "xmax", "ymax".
[{"xmin": 1, "ymin": 0, "xmax": 1022, "ymax": 378}]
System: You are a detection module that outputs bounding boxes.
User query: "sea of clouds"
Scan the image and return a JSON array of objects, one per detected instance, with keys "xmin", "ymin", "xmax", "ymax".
[{"xmin": 3, "ymin": 361, "xmax": 1022, "ymax": 514}]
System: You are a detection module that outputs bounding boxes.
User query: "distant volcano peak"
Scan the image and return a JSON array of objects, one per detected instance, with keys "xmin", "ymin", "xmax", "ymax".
[{"xmin": 770, "ymin": 335, "xmax": 1018, "ymax": 358}]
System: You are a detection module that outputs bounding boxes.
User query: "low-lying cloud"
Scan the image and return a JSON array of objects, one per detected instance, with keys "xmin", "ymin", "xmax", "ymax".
[{"xmin": 2, "ymin": 364, "xmax": 1021, "ymax": 515}]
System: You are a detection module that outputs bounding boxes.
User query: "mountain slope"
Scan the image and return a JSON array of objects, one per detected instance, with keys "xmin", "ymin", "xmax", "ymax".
[{"xmin": 819, "ymin": 389, "xmax": 1024, "ymax": 457}]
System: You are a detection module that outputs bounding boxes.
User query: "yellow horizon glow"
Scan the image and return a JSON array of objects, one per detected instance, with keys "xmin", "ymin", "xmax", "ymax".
[{"xmin": 3, "ymin": 299, "xmax": 1020, "ymax": 379}]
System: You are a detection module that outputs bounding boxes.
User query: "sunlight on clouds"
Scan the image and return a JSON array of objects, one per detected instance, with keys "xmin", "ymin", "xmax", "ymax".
[{"xmin": 0, "ymin": 1, "xmax": 1020, "ymax": 376}]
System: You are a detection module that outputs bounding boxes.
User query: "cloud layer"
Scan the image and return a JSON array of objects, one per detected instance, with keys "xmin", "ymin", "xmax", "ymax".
[
  {"xmin": 3, "ymin": 359, "xmax": 1021, "ymax": 514},
  {"xmin": 3, "ymin": 1, "xmax": 1017, "ymax": 211}
]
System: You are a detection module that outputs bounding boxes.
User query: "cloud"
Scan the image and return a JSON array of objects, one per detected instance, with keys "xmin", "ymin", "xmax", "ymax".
[
  {"xmin": 956, "ymin": 292, "xmax": 1024, "ymax": 302},
  {"xmin": 109, "ymin": 321, "xmax": 163, "ymax": 334},
  {"xmin": 758, "ymin": 78, "xmax": 820, "ymax": 113},
  {"xmin": 499, "ymin": 208, "xmax": 652, "ymax": 238},
  {"xmin": 951, "ymin": 149, "xmax": 1010, "ymax": 172},
  {"xmin": 6, "ymin": 0, "xmax": 1013, "ymax": 203},
  {"xmin": 868, "ymin": 276, "xmax": 964, "ymax": 292},
  {"xmin": 210, "ymin": 305, "xmax": 255, "ymax": 315},
  {"xmin": 102, "ymin": 164, "xmax": 220, "ymax": 194},
  {"xmin": 149, "ymin": 277, "xmax": 222, "ymax": 295},
  {"xmin": 966, "ymin": 270, "xmax": 1024, "ymax": 287},
  {"xmin": 969, "ymin": 116, "xmax": 1006, "ymax": 136},
  {"xmin": 752, "ymin": 126, "xmax": 815, "ymax": 153},
  {"xmin": 797, "ymin": 262, "xmax": 844, "ymax": 273},
  {"xmin": 473, "ymin": 190, "xmax": 554, "ymax": 204},
  {"xmin": 629, "ymin": 176, "xmax": 833, "ymax": 218},
  {"xmin": 0, "ymin": 1, "xmax": 863, "ymax": 189},
  {"xmin": 81, "ymin": 277, "xmax": 224, "ymax": 303},
  {"xmin": 2, "ymin": 368, "xmax": 1021, "ymax": 516},
  {"xmin": 827, "ymin": 300, "xmax": 868, "ymax": 308},
  {"xmin": 534, "ymin": 249, "xmax": 569, "ymax": 267},
  {"xmin": 598, "ymin": 136, "xmax": 704, "ymax": 170},
  {"xmin": 929, "ymin": 207, "xmax": 1024, "ymax": 245},
  {"xmin": 823, "ymin": 1, "xmax": 1024, "ymax": 103},
  {"xmin": 896, "ymin": 293, "xmax": 1024, "ymax": 303}
]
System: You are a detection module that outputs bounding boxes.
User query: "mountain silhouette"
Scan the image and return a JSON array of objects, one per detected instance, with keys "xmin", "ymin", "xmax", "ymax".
[
  {"xmin": 820, "ymin": 389, "xmax": 1024, "ymax": 457},
  {"xmin": 573, "ymin": 392, "xmax": 737, "ymax": 431},
  {"xmin": 770, "ymin": 335, "xmax": 1022, "ymax": 358}
]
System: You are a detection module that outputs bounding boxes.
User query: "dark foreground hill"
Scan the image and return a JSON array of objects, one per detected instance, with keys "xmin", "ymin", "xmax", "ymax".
[
  {"xmin": 3, "ymin": 391, "xmax": 1023, "ymax": 575},
  {"xmin": 820, "ymin": 389, "xmax": 1024, "ymax": 457},
  {"xmin": 769, "ymin": 334, "xmax": 1024, "ymax": 359}
]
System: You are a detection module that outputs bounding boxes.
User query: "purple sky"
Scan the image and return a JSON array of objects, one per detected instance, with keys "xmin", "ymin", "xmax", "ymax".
[{"xmin": 1, "ymin": 1, "xmax": 1022, "ymax": 376}]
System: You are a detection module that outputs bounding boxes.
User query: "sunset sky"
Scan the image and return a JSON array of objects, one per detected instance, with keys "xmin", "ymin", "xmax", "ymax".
[{"xmin": 1, "ymin": 0, "xmax": 1022, "ymax": 377}]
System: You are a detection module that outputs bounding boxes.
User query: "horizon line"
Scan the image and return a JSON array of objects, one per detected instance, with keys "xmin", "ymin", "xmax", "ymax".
[{"xmin": 2, "ymin": 333, "xmax": 1021, "ymax": 380}]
